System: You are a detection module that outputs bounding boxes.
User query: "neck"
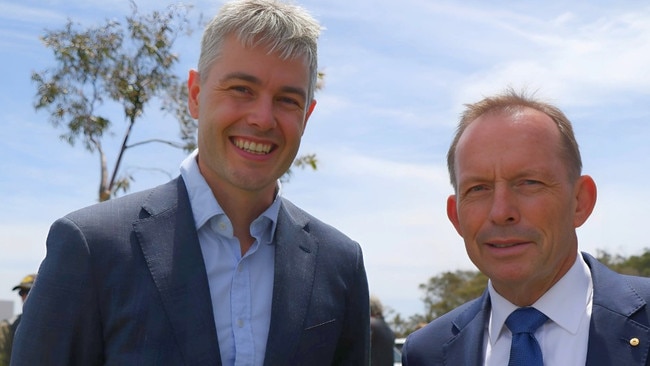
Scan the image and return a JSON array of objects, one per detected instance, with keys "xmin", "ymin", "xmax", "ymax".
[{"xmin": 212, "ymin": 183, "xmax": 277, "ymax": 256}]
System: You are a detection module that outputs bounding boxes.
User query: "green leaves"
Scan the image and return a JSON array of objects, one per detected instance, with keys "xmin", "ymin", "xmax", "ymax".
[{"xmin": 32, "ymin": 3, "xmax": 195, "ymax": 201}]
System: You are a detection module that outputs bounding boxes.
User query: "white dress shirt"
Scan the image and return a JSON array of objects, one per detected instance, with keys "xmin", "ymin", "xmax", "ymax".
[
  {"xmin": 484, "ymin": 252, "xmax": 593, "ymax": 366},
  {"xmin": 180, "ymin": 150, "xmax": 280, "ymax": 366}
]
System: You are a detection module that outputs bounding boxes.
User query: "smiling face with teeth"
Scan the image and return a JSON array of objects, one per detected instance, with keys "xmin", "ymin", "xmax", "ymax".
[
  {"xmin": 446, "ymin": 108, "xmax": 597, "ymax": 306},
  {"xmin": 187, "ymin": 34, "xmax": 316, "ymax": 201}
]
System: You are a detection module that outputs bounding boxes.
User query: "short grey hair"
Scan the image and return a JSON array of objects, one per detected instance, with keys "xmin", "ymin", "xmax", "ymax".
[{"xmin": 198, "ymin": 0, "xmax": 321, "ymax": 104}]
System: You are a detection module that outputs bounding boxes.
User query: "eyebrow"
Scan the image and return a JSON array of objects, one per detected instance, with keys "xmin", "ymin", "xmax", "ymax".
[{"xmin": 221, "ymin": 72, "xmax": 307, "ymax": 100}]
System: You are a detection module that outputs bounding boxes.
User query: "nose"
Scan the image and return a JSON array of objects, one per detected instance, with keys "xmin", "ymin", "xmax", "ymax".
[
  {"xmin": 489, "ymin": 185, "xmax": 519, "ymax": 225},
  {"xmin": 247, "ymin": 96, "xmax": 276, "ymax": 131}
]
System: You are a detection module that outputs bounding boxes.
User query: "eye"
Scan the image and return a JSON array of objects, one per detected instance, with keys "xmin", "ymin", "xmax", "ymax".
[
  {"xmin": 469, "ymin": 184, "xmax": 487, "ymax": 192},
  {"xmin": 463, "ymin": 184, "xmax": 488, "ymax": 197},
  {"xmin": 277, "ymin": 95, "xmax": 303, "ymax": 109},
  {"xmin": 231, "ymin": 85, "xmax": 251, "ymax": 94},
  {"xmin": 280, "ymin": 96, "xmax": 298, "ymax": 105},
  {"xmin": 521, "ymin": 179, "xmax": 541, "ymax": 186},
  {"xmin": 516, "ymin": 179, "xmax": 546, "ymax": 193}
]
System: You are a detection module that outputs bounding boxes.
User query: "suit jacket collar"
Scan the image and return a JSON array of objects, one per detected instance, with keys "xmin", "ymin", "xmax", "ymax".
[
  {"xmin": 263, "ymin": 198, "xmax": 318, "ymax": 365},
  {"xmin": 135, "ymin": 177, "xmax": 222, "ymax": 365},
  {"xmin": 444, "ymin": 291, "xmax": 491, "ymax": 365}
]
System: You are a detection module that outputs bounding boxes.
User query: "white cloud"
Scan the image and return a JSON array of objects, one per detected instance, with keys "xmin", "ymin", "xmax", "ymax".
[
  {"xmin": 453, "ymin": 6, "xmax": 650, "ymax": 107},
  {"xmin": 0, "ymin": 3, "xmax": 63, "ymax": 23}
]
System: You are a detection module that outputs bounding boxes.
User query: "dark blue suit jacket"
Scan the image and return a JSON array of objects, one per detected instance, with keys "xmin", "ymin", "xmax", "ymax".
[
  {"xmin": 11, "ymin": 177, "xmax": 370, "ymax": 365},
  {"xmin": 402, "ymin": 252, "xmax": 650, "ymax": 366}
]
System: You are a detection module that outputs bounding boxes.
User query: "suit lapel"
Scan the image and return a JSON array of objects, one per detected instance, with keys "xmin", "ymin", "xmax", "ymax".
[
  {"xmin": 584, "ymin": 253, "xmax": 650, "ymax": 366},
  {"xmin": 135, "ymin": 178, "xmax": 221, "ymax": 365},
  {"xmin": 263, "ymin": 199, "xmax": 317, "ymax": 365},
  {"xmin": 443, "ymin": 292, "xmax": 490, "ymax": 366}
]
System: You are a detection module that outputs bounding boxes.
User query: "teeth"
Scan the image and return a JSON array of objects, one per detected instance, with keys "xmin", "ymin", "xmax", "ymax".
[
  {"xmin": 234, "ymin": 139, "xmax": 272, "ymax": 154},
  {"xmin": 492, "ymin": 243, "xmax": 518, "ymax": 248}
]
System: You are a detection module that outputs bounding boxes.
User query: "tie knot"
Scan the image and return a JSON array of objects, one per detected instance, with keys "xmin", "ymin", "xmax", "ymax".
[{"xmin": 506, "ymin": 307, "xmax": 548, "ymax": 334}]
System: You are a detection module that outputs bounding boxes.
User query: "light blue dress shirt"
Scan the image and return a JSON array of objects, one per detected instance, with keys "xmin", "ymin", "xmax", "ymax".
[{"xmin": 180, "ymin": 150, "xmax": 280, "ymax": 366}]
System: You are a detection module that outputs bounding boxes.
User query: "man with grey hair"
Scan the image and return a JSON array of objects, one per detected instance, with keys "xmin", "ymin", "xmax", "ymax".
[
  {"xmin": 401, "ymin": 89, "xmax": 650, "ymax": 365},
  {"xmin": 12, "ymin": 1, "xmax": 369, "ymax": 365}
]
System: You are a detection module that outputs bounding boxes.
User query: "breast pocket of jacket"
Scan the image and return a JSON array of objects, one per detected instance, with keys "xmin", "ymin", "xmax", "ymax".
[{"xmin": 293, "ymin": 318, "xmax": 341, "ymax": 363}]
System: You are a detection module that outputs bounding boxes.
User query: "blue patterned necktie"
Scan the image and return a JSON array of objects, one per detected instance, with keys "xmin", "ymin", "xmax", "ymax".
[{"xmin": 506, "ymin": 307, "xmax": 548, "ymax": 366}]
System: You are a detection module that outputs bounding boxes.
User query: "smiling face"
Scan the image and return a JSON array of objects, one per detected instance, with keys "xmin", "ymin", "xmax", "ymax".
[
  {"xmin": 188, "ymin": 34, "xmax": 316, "ymax": 199},
  {"xmin": 446, "ymin": 108, "xmax": 597, "ymax": 305}
]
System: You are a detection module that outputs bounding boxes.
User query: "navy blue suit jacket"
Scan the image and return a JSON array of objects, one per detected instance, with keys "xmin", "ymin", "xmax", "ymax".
[
  {"xmin": 402, "ymin": 252, "xmax": 650, "ymax": 366},
  {"xmin": 11, "ymin": 177, "xmax": 370, "ymax": 365}
]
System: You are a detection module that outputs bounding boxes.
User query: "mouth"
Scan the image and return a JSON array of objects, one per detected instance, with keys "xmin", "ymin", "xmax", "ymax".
[
  {"xmin": 488, "ymin": 242, "xmax": 524, "ymax": 248},
  {"xmin": 485, "ymin": 238, "xmax": 532, "ymax": 249},
  {"xmin": 232, "ymin": 137, "xmax": 273, "ymax": 155}
]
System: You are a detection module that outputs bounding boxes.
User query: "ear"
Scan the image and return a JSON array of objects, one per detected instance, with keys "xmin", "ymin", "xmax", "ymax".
[
  {"xmin": 447, "ymin": 194, "xmax": 462, "ymax": 236},
  {"xmin": 301, "ymin": 99, "xmax": 317, "ymax": 134},
  {"xmin": 573, "ymin": 175, "xmax": 597, "ymax": 228},
  {"xmin": 187, "ymin": 69, "xmax": 201, "ymax": 119}
]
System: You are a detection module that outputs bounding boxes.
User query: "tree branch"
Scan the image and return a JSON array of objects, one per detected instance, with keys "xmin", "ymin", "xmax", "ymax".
[{"xmin": 126, "ymin": 138, "xmax": 187, "ymax": 149}]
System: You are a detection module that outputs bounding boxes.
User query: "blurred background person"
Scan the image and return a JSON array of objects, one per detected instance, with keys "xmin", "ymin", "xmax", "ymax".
[
  {"xmin": 0, "ymin": 274, "xmax": 35, "ymax": 366},
  {"xmin": 370, "ymin": 295, "xmax": 396, "ymax": 366}
]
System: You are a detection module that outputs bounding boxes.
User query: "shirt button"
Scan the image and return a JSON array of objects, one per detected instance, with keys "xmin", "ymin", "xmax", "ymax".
[{"xmin": 237, "ymin": 319, "xmax": 244, "ymax": 328}]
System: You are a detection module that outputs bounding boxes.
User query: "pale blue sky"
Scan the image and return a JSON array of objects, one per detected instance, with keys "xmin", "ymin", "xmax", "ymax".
[{"xmin": 1, "ymin": 0, "xmax": 649, "ymax": 318}]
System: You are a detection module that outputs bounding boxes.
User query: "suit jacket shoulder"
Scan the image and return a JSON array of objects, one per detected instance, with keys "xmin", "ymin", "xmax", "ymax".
[
  {"xmin": 583, "ymin": 252, "xmax": 650, "ymax": 366},
  {"xmin": 12, "ymin": 177, "xmax": 220, "ymax": 366},
  {"xmin": 278, "ymin": 198, "xmax": 360, "ymax": 250},
  {"xmin": 402, "ymin": 293, "xmax": 489, "ymax": 366}
]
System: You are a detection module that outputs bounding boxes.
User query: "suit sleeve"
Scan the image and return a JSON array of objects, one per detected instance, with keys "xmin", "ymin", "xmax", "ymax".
[
  {"xmin": 401, "ymin": 334, "xmax": 411, "ymax": 366},
  {"xmin": 11, "ymin": 217, "xmax": 103, "ymax": 366},
  {"xmin": 333, "ymin": 242, "xmax": 370, "ymax": 365}
]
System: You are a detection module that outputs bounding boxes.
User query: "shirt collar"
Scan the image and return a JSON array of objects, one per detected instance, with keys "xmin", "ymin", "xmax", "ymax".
[
  {"xmin": 179, "ymin": 149, "xmax": 282, "ymax": 244},
  {"xmin": 487, "ymin": 252, "xmax": 593, "ymax": 345}
]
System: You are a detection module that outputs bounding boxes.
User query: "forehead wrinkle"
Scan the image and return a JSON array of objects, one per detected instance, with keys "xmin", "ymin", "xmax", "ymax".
[{"xmin": 456, "ymin": 116, "xmax": 561, "ymax": 185}]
